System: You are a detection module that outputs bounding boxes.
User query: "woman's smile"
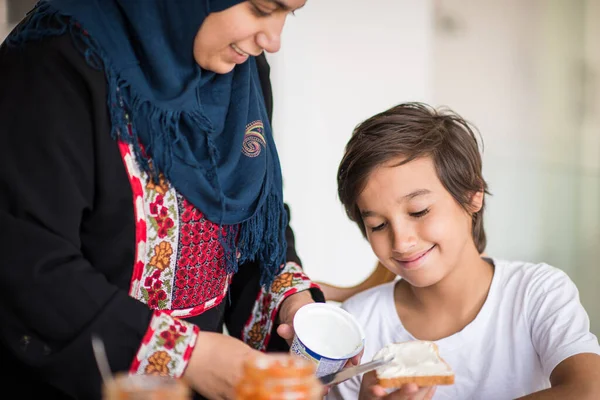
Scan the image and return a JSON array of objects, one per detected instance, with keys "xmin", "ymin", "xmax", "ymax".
[{"xmin": 230, "ymin": 43, "xmax": 250, "ymax": 62}]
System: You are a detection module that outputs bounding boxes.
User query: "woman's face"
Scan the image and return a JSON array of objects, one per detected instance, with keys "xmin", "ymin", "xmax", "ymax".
[{"xmin": 194, "ymin": 0, "xmax": 306, "ymax": 74}]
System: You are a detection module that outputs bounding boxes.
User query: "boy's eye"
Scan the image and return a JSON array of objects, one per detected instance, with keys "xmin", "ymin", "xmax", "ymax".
[
  {"xmin": 409, "ymin": 208, "xmax": 430, "ymax": 218},
  {"xmin": 371, "ymin": 223, "xmax": 386, "ymax": 232}
]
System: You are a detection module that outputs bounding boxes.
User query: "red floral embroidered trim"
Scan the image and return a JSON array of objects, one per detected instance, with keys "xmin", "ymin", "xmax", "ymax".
[
  {"xmin": 242, "ymin": 262, "xmax": 320, "ymax": 351},
  {"xmin": 118, "ymin": 140, "xmax": 147, "ymax": 295},
  {"xmin": 130, "ymin": 311, "xmax": 199, "ymax": 378},
  {"xmin": 117, "ymin": 141, "xmax": 232, "ymax": 318}
]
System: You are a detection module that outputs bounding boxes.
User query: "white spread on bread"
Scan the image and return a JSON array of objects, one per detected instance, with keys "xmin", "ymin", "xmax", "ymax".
[{"xmin": 373, "ymin": 341, "xmax": 453, "ymax": 379}]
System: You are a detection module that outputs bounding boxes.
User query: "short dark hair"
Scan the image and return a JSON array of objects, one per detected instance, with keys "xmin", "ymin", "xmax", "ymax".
[{"xmin": 337, "ymin": 102, "xmax": 490, "ymax": 254}]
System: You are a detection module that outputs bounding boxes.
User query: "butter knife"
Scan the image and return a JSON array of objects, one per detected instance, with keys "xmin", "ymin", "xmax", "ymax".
[{"xmin": 319, "ymin": 355, "xmax": 394, "ymax": 386}]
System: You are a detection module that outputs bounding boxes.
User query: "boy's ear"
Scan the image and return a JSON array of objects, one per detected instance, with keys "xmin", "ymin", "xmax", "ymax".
[{"xmin": 469, "ymin": 190, "xmax": 484, "ymax": 213}]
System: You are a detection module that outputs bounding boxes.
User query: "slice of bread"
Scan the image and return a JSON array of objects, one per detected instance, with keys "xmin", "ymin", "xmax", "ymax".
[{"xmin": 373, "ymin": 340, "xmax": 454, "ymax": 388}]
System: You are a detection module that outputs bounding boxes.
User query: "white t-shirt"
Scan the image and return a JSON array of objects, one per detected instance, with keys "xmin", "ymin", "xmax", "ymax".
[{"xmin": 328, "ymin": 258, "xmax": 600, "ymax": 400}]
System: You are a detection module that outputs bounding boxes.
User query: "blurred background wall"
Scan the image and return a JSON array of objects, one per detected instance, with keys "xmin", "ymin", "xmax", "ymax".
[
  {"xmin": 2, "ymin": 0, "xmax": 598, "ymax": 332},
  {"xmin": 0, "ymin": 0, "xmax": 34, "ymax": 38}
]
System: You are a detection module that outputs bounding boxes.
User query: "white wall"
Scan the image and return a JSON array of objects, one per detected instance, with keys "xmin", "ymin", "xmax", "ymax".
[
  {"xmin": 268, "ymin": 0, "xmax": 435, "ymax": 287},
  {"xmin": 433, "ymin": 0, "xmax": 547, "ymax": 263}
]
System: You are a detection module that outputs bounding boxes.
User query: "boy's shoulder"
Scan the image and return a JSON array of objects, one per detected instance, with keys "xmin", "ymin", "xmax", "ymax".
[
  {"xmin": 492, "ymin": 257, "xmax": 576, "ymax": 299},
  {"xmin": 493, "ymin": 258, "xmax": 570, "ymax": 283},
  {"xmin": 341, "ymin": 280, "xmax": 397, "ymax": 315}
]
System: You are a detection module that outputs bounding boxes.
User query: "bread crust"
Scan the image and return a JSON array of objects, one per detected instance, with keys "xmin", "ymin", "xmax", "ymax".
[
  {"xmin": 375, "ymin": 341, "xmax": 454, "ymax": 388},
  {"xmin": 377, "ymin": 374, "xmax": 455, "ymax": 388}
]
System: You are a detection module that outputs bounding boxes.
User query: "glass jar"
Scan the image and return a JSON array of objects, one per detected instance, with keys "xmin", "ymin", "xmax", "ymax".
[
  {"xmin": 235, "ymin": 353, "xmax": 324, "ymax": 400},
  {"xmin": 102, "ymin": 373, "xmax": 191, "ymax": 400}
]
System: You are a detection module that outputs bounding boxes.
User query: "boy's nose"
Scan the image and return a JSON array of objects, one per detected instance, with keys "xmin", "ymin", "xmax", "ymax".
[{"xmin": 392, "ymin": 231, "xmax": 418, "ymax": 255}]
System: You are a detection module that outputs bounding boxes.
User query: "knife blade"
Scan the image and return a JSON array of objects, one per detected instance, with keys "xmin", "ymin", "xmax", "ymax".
[{"xmin": 319, "ymin": 355, "xmax": 394, "ymax": 386}]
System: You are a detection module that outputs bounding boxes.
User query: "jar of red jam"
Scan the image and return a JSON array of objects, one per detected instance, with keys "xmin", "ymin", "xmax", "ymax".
[{"xmin": 235, "ymin": 353, "xmax": 324, "ymax": 400}]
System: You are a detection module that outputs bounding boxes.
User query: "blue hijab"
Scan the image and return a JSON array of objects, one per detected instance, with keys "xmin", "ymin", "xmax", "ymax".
[{"xmin": 8, "ymin": 0, "xmax": 287, "ymax": 286}]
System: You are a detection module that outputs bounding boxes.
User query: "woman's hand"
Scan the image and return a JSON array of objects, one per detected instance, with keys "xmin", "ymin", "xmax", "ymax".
[
  {"xmin": 359, "ymin": 371, "xmax": 437, "ymax": 400},
  {"xmin": 275, "ymin": 290, "xmax": 315, "ymax": 345},
  {"xmin": 183, "ymin": 331, "xmax": 260, "ymax": 400}
]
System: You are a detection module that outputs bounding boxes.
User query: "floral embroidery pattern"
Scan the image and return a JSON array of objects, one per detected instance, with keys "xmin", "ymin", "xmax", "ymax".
[
  {"xmin": 243, "ymin": 262, "xmax": 320, "ymax": 351},
  {"xmin": 241, "ymin": 120, "xmax": 266, "ymax": 158},
  {"xmin": 117, "ymin": 142, "xmax": 231, "ymax": 318},
  {"xmin": 247, "ymin": 323, "xmax": 264, "ymax": 344},
  {"xmin": 146, "ymin": 173, "xmax": 170, "ymax": 196},
  {"xmin": 130, "ymin": 311, "xmax": 199, "ymax": 378},
  {"xmin": 149, "ymin": 242, "xmax": 173, "ymax": 271},
  {"xmin": 142, "ymin": 269, "xmax": 169, "ymax": 310},
  {"xmin": 149, "ymin": 194, "xmax": 176, "ymax": 239},
  {"xmin": 271, "ymin": 272, "xmax": 294, "ymax": 293},
  {"xmin": 140, "ymin": 180, "xmax": 178, "ymax": 311},
  {"xmin": 172, "ymin": 197, "xmax": 229, "ymax": 311},
  {"xmin": 119, "ymin": 143, "xmax": 321, "ymax": 373},
  {"xmin": 145, "ymin": 351, "xmax": 171, "ymax": 375}
]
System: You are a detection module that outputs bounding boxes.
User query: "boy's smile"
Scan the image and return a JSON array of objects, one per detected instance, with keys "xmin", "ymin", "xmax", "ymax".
[{"xmin": 392, "ymin": 244, "xmax": 436, "ymax": 270}]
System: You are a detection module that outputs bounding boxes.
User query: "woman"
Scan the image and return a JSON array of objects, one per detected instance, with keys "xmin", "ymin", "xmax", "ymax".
[{"xmin": 0, "ymin": 0, "xmax": 322, "ymax": 399}]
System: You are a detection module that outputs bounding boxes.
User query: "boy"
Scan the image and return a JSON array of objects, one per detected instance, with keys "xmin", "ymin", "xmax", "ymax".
[{"xmin": 328, "ymin": 103, "xmax": 600, "ymax": 399}]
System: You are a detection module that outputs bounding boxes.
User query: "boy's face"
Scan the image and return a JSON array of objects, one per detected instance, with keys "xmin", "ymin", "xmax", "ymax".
[{"xmin": 356, "ymin": 156, "xmax": 481, "ymax": 288}]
